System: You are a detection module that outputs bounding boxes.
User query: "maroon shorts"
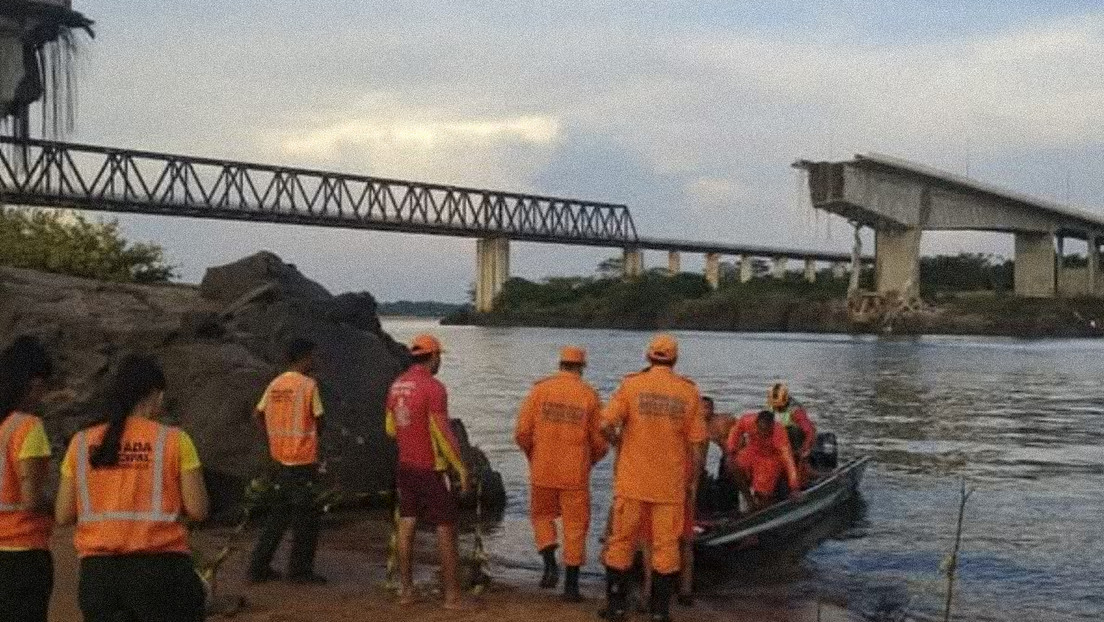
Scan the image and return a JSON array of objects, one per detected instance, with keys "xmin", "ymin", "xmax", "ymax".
[{"xmin": 396, "ymin": 467, "xmax": 458, "ymax": 526}]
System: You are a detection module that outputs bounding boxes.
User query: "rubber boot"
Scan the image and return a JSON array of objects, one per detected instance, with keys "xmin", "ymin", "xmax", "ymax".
[
  {"xmin": 598, "ymin": 567, "xmax": 628, "ymax": 621},
  {"xmin": 539, "ymin": 546, "xmax": 560, "ymax": 589},
  {"xmin": 648, "ymin": 572, "xmax": 675, "ymax": 622},
  {"xmin": 563, "ymin": 565, "xmax": 583, "ymax": 602}
]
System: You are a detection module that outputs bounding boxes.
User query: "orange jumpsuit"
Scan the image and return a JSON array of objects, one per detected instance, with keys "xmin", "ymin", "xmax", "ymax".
[
  {"xmin": 601, "ymin": 366, "xmax": 706, "ymax": 574},
  {"xmin": 515, "ymin": 371, "xmax": 607, "ymax": 566},
  {"xmin": 727, "ymin": 412, "xmax": 800, "ymax": 498}
]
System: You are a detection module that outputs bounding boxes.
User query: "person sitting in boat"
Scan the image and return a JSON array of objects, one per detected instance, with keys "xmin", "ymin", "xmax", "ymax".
[
  {"xmin": 766, "ymin": 383, "xmax": 817, "ymax": 484},
  {"xmin": 725, "ymin": 410, "xmax": 801, "ymax": 511}
]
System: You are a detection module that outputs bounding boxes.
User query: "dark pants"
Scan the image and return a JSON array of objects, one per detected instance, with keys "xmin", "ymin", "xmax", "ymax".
[
  {"xmin": 249, "ymin": 464, "xmax": 321, "ymax": 578},
  {"xmin": 78, "ymin": 553, "xmax": 204, "ymax": 622},
  {"xmin": 0, "ymin": 549, "xmax": 52, "ymax": 622}
]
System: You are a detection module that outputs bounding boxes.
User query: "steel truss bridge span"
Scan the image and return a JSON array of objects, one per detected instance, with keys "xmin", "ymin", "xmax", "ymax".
[{"xmin": 0, "ymin": 136, "xmax": 638, "ymax": 246}]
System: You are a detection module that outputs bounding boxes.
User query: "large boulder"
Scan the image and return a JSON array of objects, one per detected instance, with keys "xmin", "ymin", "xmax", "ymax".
[{"xmin": 0, "ymin": 253, "xmax": 505, "ymax": 514}]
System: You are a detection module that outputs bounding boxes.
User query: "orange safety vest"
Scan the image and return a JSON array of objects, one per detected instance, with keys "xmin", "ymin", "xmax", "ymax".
[
  {"xmin": 72, "ymin": 417, "xmax": 189, "ymax": 558},
  {"xmin": 262, "ymin": 372, "xmax": 319, "ymax": 466},
  {"xmin": 0, "ymin": 413, "xmax": 51, "ymax": 549}
]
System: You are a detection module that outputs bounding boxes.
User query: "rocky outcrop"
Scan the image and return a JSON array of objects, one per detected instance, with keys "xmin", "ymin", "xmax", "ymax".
[{"xmin": 0, "ymin": 252, "xmax": 505, "ymax": 514}]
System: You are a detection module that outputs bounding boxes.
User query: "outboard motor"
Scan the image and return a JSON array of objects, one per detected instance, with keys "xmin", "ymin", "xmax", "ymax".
[{"xmin": 810, "ymin": 432, "xmax": 838, "ymax": 470}]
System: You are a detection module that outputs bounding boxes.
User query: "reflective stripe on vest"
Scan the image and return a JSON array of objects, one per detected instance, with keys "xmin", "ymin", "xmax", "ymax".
[
  {"xmin": 75, "ymin": 424, "xmax": 179, "ymax": 523},
  {"xmin": 0, "ymin": 413, "xmax": 29, "ymax": 512},
  {"xmin": 776, "ymin": 405, "xmax": 800, "ymax": 427}
]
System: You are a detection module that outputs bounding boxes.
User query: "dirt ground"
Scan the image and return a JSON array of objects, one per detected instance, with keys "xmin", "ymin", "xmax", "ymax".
[{"xmin": 46, "ymin": 518, "xmax": 854, "ymax": 622}]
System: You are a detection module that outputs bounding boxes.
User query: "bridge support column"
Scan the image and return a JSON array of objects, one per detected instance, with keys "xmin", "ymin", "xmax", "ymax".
[
  {"xmin": 704, "ymin": 253, "xmax": 720, "ymax": 290},
  {"xmin": 668, "ymin": 251, "xmax": 681, "ymax": 276},
  {"xmin": 475, "ymin": 237, "xmax": 510, "ymax": 312},
  {"xmin": 771, "ymin": 257, "xmax": 788, "ymax": 280},
  {"xmin": 831, "ymin": 262, "xmax": 847, "ymax": 280},
  {"xmin": 1013, "ymin": 232, "xmax": 1056, "ymax": 298},
  {"xmin": 623, "ymin": 248, "xmax": 644, "ymax": 279},
  {"xmin": 739, "ymin": 255, "xmax": 753, "ymax": 283},
  {"xmin": 803, "ymin": 258, "xmax": 817, "ymax": 283},
  {"xmin": 874, "ymin": 227, "xmax": 921, "ymax": 297},
  {"xmin": 1089, "ymin": 235, "xmax": 1100, "ymax": 296}
]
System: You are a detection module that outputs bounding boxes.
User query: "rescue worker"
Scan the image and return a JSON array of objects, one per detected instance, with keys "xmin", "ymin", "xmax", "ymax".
[
  {"xmin": 55, "ymin": 354, "xmax": 210, "ymax": 622},
  {"xmin": 0, "ymin": 337, "xmax": 55, "ymax": 622},
  {"xmin": 386, "ymin": 334, "xmax": 472, "ymax": 609},
  {"xmin": 515, "ymin": 345, "xmax": 607, "ymax": 602},
  {"xmin": 600, "ymin": 334, "xmax": 707, "ymax": 622},
  {"xmin": 249, "ymin": 338, "xmax": 327, "ymax": 584},
  {"xmin": 726, "ymin": 410, "xmax": 801, "ymax": 511},
  {"xmin": 767, "ymin": 383, "xmax": 816, "ymax": 478}
]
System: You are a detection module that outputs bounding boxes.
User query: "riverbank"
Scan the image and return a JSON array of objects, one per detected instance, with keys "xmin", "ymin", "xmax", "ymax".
[
  {"xmin": 442, "ymin": 276, "xmax": 1104, "ymax": 338},
  {"xmin": 45, "ymin": 516, "xmax": 854, "ymax": 622}
]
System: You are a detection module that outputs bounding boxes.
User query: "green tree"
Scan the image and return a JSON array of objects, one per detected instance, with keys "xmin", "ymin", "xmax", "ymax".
[{"xmin": 0, "ymin": 208, "xmax": 176, "ymax": 283}]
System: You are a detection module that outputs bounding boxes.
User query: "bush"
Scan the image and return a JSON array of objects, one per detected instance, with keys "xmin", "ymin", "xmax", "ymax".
[{"xmin": 0, "ymin": 208, "xmax": 176, "ymax": 283}]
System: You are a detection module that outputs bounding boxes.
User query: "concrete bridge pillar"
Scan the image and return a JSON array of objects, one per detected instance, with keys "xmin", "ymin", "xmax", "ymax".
[
  {"xmin": 771, "ymin": 257, "xmax": 788, "ymax": 280},
  {"xmin": 1089, "ymin": 235, "xmax": 1100, "ymax": 296},
  {"xmin": 704, "ymin": 253, "xmax": 721, "ymax": 290},
  {"xmin": 623, "ymin": 247, "xmax": 644, "ymax": 279},
  {"xmin": 831, "ymin": 262, "xmax": 847, "ymax": 280},
  {"xmin": 1013, "ymin": 232, "xmax": 1056, "ymax": 298},
  {"xmin": 668, "ymin": 251, "xmax": 681, "ymax": 276},
  {"xmin": 739, "ymin": 255, "xmax": 753, "ymax": 283},
  {"xmin": 803, "ymin": 258, "xmax": 817, "ymax": 283},
  {"xmin": 475, "ymin": 237, "xmax": 510, "ymax": 312},
  {"xmin": 874, "ymin": 227, "xmax": 921, "ymax": 297}
]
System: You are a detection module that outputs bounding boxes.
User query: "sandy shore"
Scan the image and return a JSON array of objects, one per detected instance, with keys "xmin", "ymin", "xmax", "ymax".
[{"xmin": 46, "ymin": 516, "xmax": 854, "ymax": 622}]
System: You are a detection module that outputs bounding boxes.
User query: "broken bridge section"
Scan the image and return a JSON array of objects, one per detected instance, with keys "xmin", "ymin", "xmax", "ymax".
[{"xmin": 795, "ymin": 153, "xmax": 1104, "ymax": 298}]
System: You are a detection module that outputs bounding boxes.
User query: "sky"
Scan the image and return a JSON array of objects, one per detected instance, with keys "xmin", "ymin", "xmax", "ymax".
[{"xmin": 47, "ymin": 1, "xmax": 1104, "ymax": 301}]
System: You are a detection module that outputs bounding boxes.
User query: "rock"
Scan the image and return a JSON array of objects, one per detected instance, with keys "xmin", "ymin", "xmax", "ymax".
[{"xmin": 0, "ymin": 254, "xmax": 503, "ymax": 516}]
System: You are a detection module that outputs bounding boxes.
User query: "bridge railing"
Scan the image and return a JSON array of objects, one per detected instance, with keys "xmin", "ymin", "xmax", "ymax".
[{"xmin": 0, "ymin": 136, "xmax": 638, "ymax": 245}]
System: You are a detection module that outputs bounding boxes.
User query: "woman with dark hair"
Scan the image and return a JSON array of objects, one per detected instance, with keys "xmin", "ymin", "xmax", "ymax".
[
  {"xmin": 0, "ymin": 336, "xmax": 55, "ymax": 622},
  {"xmin": 55, "ymin": 354, "xmax": 210, "ymax": 622}
]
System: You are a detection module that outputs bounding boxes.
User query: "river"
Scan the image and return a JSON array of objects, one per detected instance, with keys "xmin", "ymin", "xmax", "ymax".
[{"xmin": 382, "ymin": 318, "xmax": 1104, "ymax": 621}]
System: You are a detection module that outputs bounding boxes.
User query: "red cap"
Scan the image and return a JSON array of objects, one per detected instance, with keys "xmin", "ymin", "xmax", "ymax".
[{"xmin": 410, "ymin": 334, "xmax": 443, "ymax": 356}]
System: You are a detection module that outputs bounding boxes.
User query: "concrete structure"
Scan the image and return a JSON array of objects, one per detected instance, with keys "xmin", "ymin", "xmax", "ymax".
[
  {"xmin": 804, "ymin": 258, "xmax": 817, "ymax": 283},
  {"xmin": 831, "ymin": 262, "xmax": 847, "ymax": 280},
  {"xmin": 667, "ymin": 251, "xmax": 681, "ymax": 275},
  {"xmin": 796, "ymin": 153, "xmax": 1104, "ymax": 298},
  {"xmin": 622, "ymin": 247, "xmax": 644, "ymax": 279},
  {"xmin": 704, "ymin": 253, "xmax": 720, "ymax": 289},
  {"xmin": 474, "ymin": 237, "xmax": 509, "ymax": 313},
  {"xmin": 739, "ymin": 256, "xmax": 753, "ymax": 283},
  {"xmin": 772, "ymin": 257, "xmax": 788, "ymax": 280}
]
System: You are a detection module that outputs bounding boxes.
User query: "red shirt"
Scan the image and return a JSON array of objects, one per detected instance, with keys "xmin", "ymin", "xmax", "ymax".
[
  {"xmin": 726, "ymin": 411, "xmax": 800, "ymax": 491},
  {"xmin": 385, "ymin": 365, "xmax": 467, "ymax": 479}
]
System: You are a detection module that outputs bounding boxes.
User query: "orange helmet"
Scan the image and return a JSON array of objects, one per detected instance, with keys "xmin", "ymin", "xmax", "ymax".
[
  {"xmin": 559, "ymin": 346, "xmax": 587, "ymax": 365},
  {"xmin": 410, "ymin": 334, "xmax": 443, "ymax": 357},
  {"xmin": 646, "ymin": 334, "xmax": 678, "ymax": 363},
  {"xmin": 767, "ymin": 382, "xmax": 790, "ymax": 410}
]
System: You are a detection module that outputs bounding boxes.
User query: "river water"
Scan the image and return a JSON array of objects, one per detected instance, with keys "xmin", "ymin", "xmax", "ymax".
[{"xmin": 382, "ymin": 319, "xmax": 1104, "ymax": 621}]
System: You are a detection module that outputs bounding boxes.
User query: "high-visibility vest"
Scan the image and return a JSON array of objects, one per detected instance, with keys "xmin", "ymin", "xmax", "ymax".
[
  {"xmin": 263, "ymin": 372, "xmax": 319, "ymax": 466},
  {"xmin": 0, "ymin": 413, "xmax": 51, "ymax": 549},
  {"xmin": 72, "ymin": 417, "xmax": 189, "ymax": 558}
]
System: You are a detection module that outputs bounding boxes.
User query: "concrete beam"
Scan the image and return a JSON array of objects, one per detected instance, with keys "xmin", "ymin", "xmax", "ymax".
[
  {"xmin": 475, "ymin": 237, "xmax": 510, "ymax": 312},
  {"xmin": 771, "ymin": 257, "xmax": 788, "ymax": 280},
  {"xmin": 739, "ymin": 255, "xmax": 752, "ymax": 283},
  {"xmin": 1014, "ymin": 232, "xmax": 1056, "ymax": 298},
  {"xmin": 704, "ymin": 253, "xmax": 720, "ymax": 290},
  {"xmin": 804, "ymin": 258, "xmax": 817, "ymax": 283},
  {"xmin": 874, "ymin": 227, "xmax": 921, "ymax": 297},
  {"xmin": 668, "ymin": 251, "xmax": 681, "ymax": 276},
  {"xmin": 623, "ymin": 247, "xmax": 644, "ymax": 279}
]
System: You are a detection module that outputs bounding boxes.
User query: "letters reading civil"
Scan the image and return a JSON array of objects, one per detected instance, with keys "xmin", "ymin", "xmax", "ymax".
[
  {"xmin": 540, "ymin": 401, "xmax": 586, "ymax": 424},
  {"xmin": 637, "ymin": 393, "xmax": 688, "ymax": 420}
]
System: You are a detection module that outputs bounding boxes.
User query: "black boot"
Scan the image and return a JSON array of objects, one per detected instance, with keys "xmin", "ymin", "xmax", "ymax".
[
  {"xmin": 539, "ymin": 546, "xmax": 560, "ymax": 589},
  {"xmin": 648, "ymin": 572, "xmax": 675, "ymax": 622},
  {"xmin": 598, "ymin": 567, "xmax": 628, "ymax": 621},
  {"xmin": 563, "ymin": 565, "xmax": 583, "ymax": 602}
]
